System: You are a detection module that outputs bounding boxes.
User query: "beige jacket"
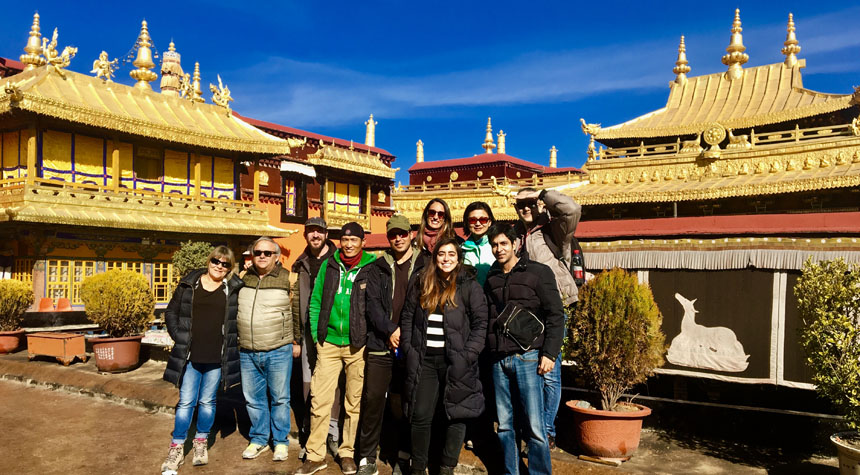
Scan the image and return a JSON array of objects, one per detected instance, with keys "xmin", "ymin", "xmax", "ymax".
[{"xmin": 237, "ymin": 263, "xmax": 300, "ymax": 351}]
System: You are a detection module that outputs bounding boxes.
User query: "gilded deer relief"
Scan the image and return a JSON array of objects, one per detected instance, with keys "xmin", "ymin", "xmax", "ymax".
[{"xmin": 666, "ymin": 293, "xmax": 750, "ymax": 372}]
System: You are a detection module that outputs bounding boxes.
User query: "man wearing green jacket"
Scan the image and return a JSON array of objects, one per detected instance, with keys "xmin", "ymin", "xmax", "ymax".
[{"xmin": 297, "ymin": 222, "xmax": 375, "ymax": 475}]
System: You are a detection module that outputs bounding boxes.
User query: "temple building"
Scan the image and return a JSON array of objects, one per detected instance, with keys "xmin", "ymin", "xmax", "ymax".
[
  {"xmin": 393, "ymin": 10, "xmax": 860, "ymax": 390},
  {"xmin": 0, "ymin": 14, "xmax": 395, "ymax": 310},
  {"xmin": 393, "ymin": 117, "xmax": 582, "ymax": 223}
]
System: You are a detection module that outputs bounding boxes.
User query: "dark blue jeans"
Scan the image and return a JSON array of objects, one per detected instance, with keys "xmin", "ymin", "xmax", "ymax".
[{"xmin": 493, "ymin": 350, "xmax": 552, "ymax": 475}]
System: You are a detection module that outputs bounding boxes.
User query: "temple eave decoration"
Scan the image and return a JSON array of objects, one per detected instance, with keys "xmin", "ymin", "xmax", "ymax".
[
  {"xmin": 0, "ymin": 68, "xmax": 289, "ymax": 155},
  {"xmin": 306, "ymin": 143, "xmax": 397, "ymax": 179}
]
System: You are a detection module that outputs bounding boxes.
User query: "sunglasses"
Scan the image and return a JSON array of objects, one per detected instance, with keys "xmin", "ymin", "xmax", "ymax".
[
  {"xmin": 387, "ymin": 230, "xmax": 409, "ymax": 240},
  {"xmin": 427, "ymin": 209, "xmax": 446, "ymax": 218},
  {"xmin": 515, "ymin": 200, "xmax": 538, "ymax": 210},
  {"xmin": 210, "ymin": 257, "xmax": 231, "ymax": 269},
  {"xmin": 468, "ymin": 216, "xmax": 490, "ymax": 225},
  {"xmin": 253, "ymin": 249, "xmax": 276, "ymax": 257}
]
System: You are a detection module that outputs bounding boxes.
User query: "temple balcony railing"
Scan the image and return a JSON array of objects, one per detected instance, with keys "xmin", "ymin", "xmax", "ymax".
[
  {"xmin": 0, "ymin": 178, "xmax": 291, "ymax": 237},
  {"xmin": 393, "ymin": 172, "xmax": 586, "ymax": 195},
  {"xmin": 322, "ymin": 208, "xmax": 370, "ymax": 230},
  {"xmin": 595, "ymin": 122, "xmax": 860, "ymax": 162}
]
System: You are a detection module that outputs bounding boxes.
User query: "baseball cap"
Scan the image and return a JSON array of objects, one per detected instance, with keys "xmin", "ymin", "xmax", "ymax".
[
  {"xmin": 305, "ymin": 217, "xmax": 327, "ymax": 229},
  {"xmin": 386, "ymin": 215, "xmax": 411, "ymax": 233},
  {"xmin": 341, "ymin": 222, "xmax": 365, "ymax": 239}
]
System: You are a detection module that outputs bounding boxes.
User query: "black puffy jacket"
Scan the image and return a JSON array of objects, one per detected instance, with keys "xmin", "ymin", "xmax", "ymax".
[
  {"xmin": 400, "ymin": 270, "xmax": 488, "ymax": 421},
  {"xmin": 162, "ymin": 269, "xmax": 244, "ymax": 390},
  {"xmin": 483, "ymin": 255, "xmax": 564, "ymax": 361},
  {"xmin": 363, "ymin": 250, "xmax": 424, "ymax": 352}
]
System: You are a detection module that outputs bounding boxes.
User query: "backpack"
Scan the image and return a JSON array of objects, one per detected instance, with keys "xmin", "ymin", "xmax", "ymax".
[{"xmin": 541, "ymin": 229, "xmax": 586, "ymax": 287}]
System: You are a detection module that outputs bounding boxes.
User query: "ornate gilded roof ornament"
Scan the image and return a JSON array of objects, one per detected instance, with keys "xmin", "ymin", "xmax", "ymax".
[
  {"xmin": 482, "ymin": 117, "xmax": 496, "ymax": 154},
  {"xmin": 549, "ymin": 146, "xmax": 558, "ymax": 168},
  {"xmin": 4, "ymin": 80, "xmax": 24, "ymax": 103},
  {"xmin": 673, "ymin": 36, "xmax": 691, "ymax": 85},
  {"xmin": 365, "ymin": 114, "xmax": 377, "ymax": 147},
  {"xmin": 129, "ymin": 20, "xmax": 158, "ymax": 90},
  {"xmin": 42, "ymin": 28, "xmax": 77, "ymax": 78},
  {"xmin": 91, "ymin": 51, "xmax": 118, "ymax": 82},
  {"xmin": 497, "ymin": 130, "xmax": 506, "ymax": 154},
  {"xmin": 580, "ymin": 118, "xmax": 601, "ymax": 161},
  {"xmin": 20, "ymin": 13, "xmax": 46, "ymax": 71},
  {"xmin": 721, "ymin": 9, "xmax": 749, "ymax": 81},
  {"xmin": 160, "ymin": 41, "xmax": 184, "ymax": 96},
  {"xmin": 416, "ymin": 139, "xmax": 424, "ymax": 163},
  {"xmin": 209, "ymin": 74, "xmax": 233, "ymax": 112},
  {"xmin": 781, "ymin": 13, "xmax": 801, "ymax": 67},
  {"xmin": 188, "ymin": 62, "xmax": 206, "ymax": 102}
]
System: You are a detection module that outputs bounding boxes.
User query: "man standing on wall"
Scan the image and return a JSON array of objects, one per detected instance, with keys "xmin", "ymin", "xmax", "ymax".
[
  {"xmin": 292, "ymin": 217, "xmax": 342, "ymax": 459},
  {"xmin": 514, "ymin": 187, "xmax": 581, "ymax": 449},
  {"xmin": 298, "ymin": 222, "xmax": 376, "ymax": 475},
  {"xmin": 356, "ymin": 215, "xmax": 422, "ymax": 475},
  {"xmin": 238, "ymin": 237, "xmax": 301, "ymax": 462}
]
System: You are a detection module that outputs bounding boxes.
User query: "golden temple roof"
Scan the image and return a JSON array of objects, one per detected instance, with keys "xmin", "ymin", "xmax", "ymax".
[
  {"xmin": 595, "ymin": 61, "xmax": 854, "ymax": 140},
  {"xmin": 0, "ymin": 66, "xmax": 290, "ymax": 155},
  {"xmin": 306, "ymin": 142, "xmax": 397, "ymax": 179}
]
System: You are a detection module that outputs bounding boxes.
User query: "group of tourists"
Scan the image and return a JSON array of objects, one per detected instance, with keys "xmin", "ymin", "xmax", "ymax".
[{"xmin": 159, "ymin": 186, "xmax": 581, "ymax": 475}]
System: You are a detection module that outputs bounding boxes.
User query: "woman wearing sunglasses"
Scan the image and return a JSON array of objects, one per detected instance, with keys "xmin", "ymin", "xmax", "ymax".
[
  {"xmin": 161, "ymin": 246, "xmax": 244, "ymax": 473},
  {"xmin": 461, "ymin": 201, "xmax": 496, "ymax": 286},
  {"xmin": 400, "ymin": 237, "xmax": 488, "ymax": 475},
  {"xmin": 415, "ymin": 199, "xmax": 460, "ymax": 266}
]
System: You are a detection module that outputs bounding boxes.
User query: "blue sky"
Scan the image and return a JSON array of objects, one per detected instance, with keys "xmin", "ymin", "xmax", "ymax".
[{"xmin": 2, "ymin": 1, "xmax": 858, "ymax": 184}]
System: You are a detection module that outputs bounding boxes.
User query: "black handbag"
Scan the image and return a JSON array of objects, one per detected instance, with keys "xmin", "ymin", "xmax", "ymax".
[{"xmin": 499, "ymin": 302, "xmax": 544, "ymax": 352}]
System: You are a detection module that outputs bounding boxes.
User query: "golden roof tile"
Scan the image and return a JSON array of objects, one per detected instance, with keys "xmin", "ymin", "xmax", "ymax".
[{"xmin": 0, "ymin": 66, "xmax": 290, "ymax": 155}]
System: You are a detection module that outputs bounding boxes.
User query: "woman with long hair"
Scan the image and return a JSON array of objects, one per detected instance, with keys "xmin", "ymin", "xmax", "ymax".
[
  {"xmin": 399, "ymin": 237, "xmax": 487, "ymax": 475},
  {"xmin": 415, "ymin": 198, "xmax": 458, "ymax": 259},
  {"xmin": 161, "ymin": 246, "xmax": 244, "ymax": 473},
  {"xmin": 461, "ymin": 201, "xmax": 496, "ymax": 286}
]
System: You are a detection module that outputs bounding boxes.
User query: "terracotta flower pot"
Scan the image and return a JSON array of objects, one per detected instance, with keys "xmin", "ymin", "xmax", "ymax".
[
  {"xmin": 91, "ymin": 335, "xmax": 143, "ymax": 373},
  {"xmin": 0, "ymin": 329, "xmax": 26, "ymax": 354},
  {"xmin": 832, "ymin": 432, "xmax": 860, "ymax": 475},
  {"xmin": 566, "ymin": 400, "xmax": 652, "ymax": 459}
]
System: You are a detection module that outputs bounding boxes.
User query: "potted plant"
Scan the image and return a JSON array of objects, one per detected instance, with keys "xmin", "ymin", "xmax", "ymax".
[
  {"xmin": 563, "ymin": 267, "xmax": 666, "ymax": 459},
  {"xmin": 0, "ymin": 279, "xmax": 35, "ymax": 353},
  {"xmin": 795, "ymin": 258, "xmax": 860, "ymax": 475},
  {"xmin": 80, "ymin": 269, "xmax": 155, "ymax": 372}
]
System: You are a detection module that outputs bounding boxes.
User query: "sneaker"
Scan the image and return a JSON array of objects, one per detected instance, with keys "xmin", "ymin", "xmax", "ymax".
[
  {"xmin": 273, "ymin": 444, "xmax": 288, "ymax": 462},
  {"xmin": 464, "ymin": 439, "xmax": 474, "ymax": 450},
  {"xmin": 439, "ymin": 466, "xmax": 455, "ymax": 475},
  {"xmin": 357, "ymin": 461, "xmax": 379, "ymax": 475},
  {"xmin": 192, "ymin": 438, "xmax": 209, "ymax": 466},
  {"xmin": 340, "ymin": 457, "xmax": 358, "ymax": 475},
  {"xmin": 160, "ymin": 443, "xmax": 184, "ymax": 472},
  {"xmin": 242, "ymin": 443, "xmax": 269, "ymax": 459},
  {"xmin": 296, "ymin": 460, "xmax": 328, "ymax": 475},
  {"xmin": 392, "ymin": 459, "xmax": 408, "ymax": 475}
]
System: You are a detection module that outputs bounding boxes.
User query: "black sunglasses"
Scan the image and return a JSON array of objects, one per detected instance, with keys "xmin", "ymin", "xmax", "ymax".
[
  {"xmin": 210, "ymin": 257, "xmax": 231, "ymax": 268},
  {"xmin": 253, "ymin": 250, "xmax": 276, "ymax": 257},
  {"xmin": 515, "ymin": 200, "xmax": 538, "ymax": 210},
  {"xmin": 387, "ymin": 230, "xmax": 409, "ymax": 240},
  {"xmin": 427, "ymin": 209, "xmax": 446, "ymax": 218}
]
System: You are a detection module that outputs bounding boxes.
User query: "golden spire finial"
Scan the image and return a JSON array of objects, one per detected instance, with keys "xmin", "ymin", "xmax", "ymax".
[
  {"xmin": 549, "ymin": 146, "xmax": 558, "ymax": 168},
  {"xmin": 160, "ymin": 40, "xmax": 183, "ymax": 96},
  {"xmin": 365, "ymin": 114, "xmax": 377, "ymax": 147},
  {"xmin": 673, "ymin": 36, "xmax": 691, "ymax": 85},
  {"xmin": 497, "ymin": 130, "xmax": 506, "ymax": 154},
  {"xmin": 482, "ymin": 117, "xmax": 496, "ymax": 154},
  {"xmin": 21, "ymin": 12, "xmax": 46, "ymax": 71},
  {"xmin": 721, "ymin": 9, "xmax": 749, "ymax": 81},
  {"xmin": 416, "ymin": 139, "xmax": 424, "ymax": 163},
  {"xmin": 190, "ymin": 62, "xmax": 204, "ymax": 103},
  {"xmin": 782, "ymin": 13, "xmax": 801, "ymax": 67},
  {"xmin": 129, "ymin": 20, "xmax": 158, "ymax": 90}
]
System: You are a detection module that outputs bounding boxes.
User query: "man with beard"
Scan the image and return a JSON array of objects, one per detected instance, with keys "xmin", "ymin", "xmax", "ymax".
[{"xmin": 292, "ymin": 217, "xmax": 340, "ymax": 458}]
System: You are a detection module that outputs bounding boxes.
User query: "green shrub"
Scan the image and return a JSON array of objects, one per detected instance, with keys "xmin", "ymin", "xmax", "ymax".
[
  {"xmin": 171, "ymin": 241, "xmax": 214, "ymax": 289},
  {"xmin": 80, "ymin": 270, "xmax": 155, "ymax": 337},
  {"xmin": 564, "ymin": 268, "xmax": 666, "ymax": 411},
  {"xmin": 795, "ymin": 258, "xmax": 860, "ymax": 429},
  {"xmin": 0, "ymin": 280, "xmax": 35, "ymax": 331}
]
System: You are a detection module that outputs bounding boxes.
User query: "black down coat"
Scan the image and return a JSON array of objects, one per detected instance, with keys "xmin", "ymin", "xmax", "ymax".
[
  {"xmin": 400, "ymin": 270, "xmax": 488, "ymax": 421},
  {"xmin": 162, "ymin": 269, "xmax": 244, "ymax": 390}
]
